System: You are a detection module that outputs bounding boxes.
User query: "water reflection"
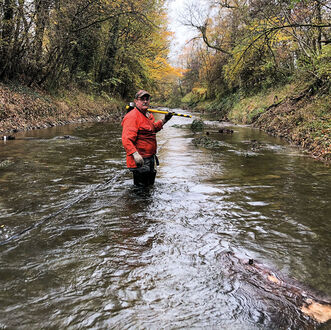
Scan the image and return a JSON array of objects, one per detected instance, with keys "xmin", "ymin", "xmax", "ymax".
[{"xmin": 0, "ymin": 115, "xmax": 330, "ymax": 328}]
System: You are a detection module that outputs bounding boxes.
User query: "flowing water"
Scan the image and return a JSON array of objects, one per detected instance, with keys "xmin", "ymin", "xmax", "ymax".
[{"xmin": 0, "ymin": 111, "xmax": 330, "ymax": 329}]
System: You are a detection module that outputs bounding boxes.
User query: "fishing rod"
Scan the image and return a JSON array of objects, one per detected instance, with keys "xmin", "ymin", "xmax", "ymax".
[{"xmin": 125, "ymin": 104, "xmax": 192, "ymax": 118}]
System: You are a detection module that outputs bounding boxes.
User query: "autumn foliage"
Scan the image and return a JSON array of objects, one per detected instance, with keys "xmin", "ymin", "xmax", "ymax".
[
  {"xmin": 0, "ymin": 0, "xmax": 181, "ymax": 99},
  {"xmin": 178, "ymin": 0, "xmax": 331, "ymax": 103}
]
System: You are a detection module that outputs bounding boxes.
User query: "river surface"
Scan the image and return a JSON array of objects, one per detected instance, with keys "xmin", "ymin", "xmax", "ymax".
[{"xmin": 0, "ymin": 110, "xmax": 330, "ymax": 329}]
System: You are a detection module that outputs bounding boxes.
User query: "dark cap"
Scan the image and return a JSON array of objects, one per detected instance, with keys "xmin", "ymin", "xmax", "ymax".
[{"xmin": 135, "ymin": 90, "xmax": 150, "ymax": 99}]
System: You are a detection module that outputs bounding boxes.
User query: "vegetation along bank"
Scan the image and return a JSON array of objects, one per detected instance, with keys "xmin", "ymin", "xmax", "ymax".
[
  {"xmin": 180, "ymin": 81, "xmax": 330, "ymax": 163},
  {"xmin": 0, "ymin": 0, "xmax": 330, "ymax": 162},
  {"xmin": 0, "ymin": 82, "xmax": 123, "ymax": 134}
]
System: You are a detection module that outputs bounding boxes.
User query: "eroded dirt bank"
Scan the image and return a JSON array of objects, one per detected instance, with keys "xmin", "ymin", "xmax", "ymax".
[
  {"xmin": 0, "ymin": 83, "xmax": 122, "ymax": 135},
  {"xmin": 252, "ymin": 91, "xmax": 330, "ymax": 163}
]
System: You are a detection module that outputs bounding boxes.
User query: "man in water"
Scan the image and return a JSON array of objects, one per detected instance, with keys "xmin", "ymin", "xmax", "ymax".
[{"xmin": 121, "ymin": 90, "xmax": 173, "ymax": 186}]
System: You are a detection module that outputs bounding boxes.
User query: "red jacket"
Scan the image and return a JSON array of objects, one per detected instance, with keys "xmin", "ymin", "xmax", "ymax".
[{"xmin": 121, "ymin": 107, "xmax": 164, "ymax": 168}]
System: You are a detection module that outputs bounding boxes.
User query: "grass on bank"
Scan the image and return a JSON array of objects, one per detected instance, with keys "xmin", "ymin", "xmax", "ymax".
[{"xmin": 227, "ymin": 84, "xmax": 296, "ymax": 124}]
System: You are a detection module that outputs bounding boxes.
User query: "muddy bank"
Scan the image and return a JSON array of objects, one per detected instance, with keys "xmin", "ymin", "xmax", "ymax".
[
  {"xmin": 213, "ymin": 82, "xmax": 331, "ymax": 163},
  {"xmin": 251, "ymin": 91, "xmax": 330, "ymax": 163},
  {"xmin": 0, "ymin": 82, "xmax": 122, "ymax": 135}
]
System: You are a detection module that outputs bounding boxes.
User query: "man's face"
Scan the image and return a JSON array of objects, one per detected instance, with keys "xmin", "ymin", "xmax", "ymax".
[{"xmin": 135, "ymin": 95, "xmax": 150, "ymax": 111}]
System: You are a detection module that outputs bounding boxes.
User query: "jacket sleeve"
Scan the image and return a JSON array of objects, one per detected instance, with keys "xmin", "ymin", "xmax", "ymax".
[
  {"xmin": 122, "ymin": 114, "xmax": 138, "ymax": 155},
  {"xmin": 150, "ymin": 114, "xmax": 164, "ymax": 132}
]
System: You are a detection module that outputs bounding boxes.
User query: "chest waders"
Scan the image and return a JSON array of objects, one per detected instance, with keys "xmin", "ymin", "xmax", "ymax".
[{"xmin": 130, "ymin": 155, "xmax": 159, "ymax": 187}]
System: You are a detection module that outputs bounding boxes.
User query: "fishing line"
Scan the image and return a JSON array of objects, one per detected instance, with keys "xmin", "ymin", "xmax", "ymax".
[{"xmin": 0, "ymin": 171, "xmax": 125, "ymax": 246}]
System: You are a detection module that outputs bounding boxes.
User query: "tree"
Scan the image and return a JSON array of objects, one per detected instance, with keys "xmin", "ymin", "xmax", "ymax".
[
  {"xmin": 179, "ymin": 0, "xmax": 331, "ymax": 98},
  {"xmin": 0, "ymin": 0, "xmax": 180, "ymax": 101}
]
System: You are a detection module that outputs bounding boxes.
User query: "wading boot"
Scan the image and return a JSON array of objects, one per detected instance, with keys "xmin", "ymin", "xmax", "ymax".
[{"xmin": 148, "ymin": 170, "xmax": 156, "ymax": 186}]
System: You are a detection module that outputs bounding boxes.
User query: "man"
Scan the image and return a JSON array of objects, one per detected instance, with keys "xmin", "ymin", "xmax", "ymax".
[{"xmin": 121, "ymin": 90, "xmax": 173, "ymax": 186}]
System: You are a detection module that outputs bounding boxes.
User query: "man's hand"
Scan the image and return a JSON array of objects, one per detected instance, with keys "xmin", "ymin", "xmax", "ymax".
[
  {"xmin": 132, "ymin": 151, "xmax": 144, "ymax": 167},
  {"xmin": 163, "ymin": 112, "xmax": 173, "ymax": 124}
]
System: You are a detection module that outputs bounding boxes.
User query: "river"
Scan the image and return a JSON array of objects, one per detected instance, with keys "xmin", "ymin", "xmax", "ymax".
[{"xmin": 0, "ymin": 110, "xmax": 330, "ymax": 329}]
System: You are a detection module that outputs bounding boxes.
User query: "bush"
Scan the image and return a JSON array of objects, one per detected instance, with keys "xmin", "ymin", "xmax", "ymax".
[
  {"xmin": 181, "ymin": 87, "xmax": 208, "ymax": 107},
  {"xmin": 315, "ymin": 44, "xmax": 331, "ymax": 83}
]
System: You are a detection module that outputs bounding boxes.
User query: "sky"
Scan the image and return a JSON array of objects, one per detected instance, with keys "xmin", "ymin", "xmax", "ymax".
[
  {"xmin": 166, "ymin": 0, "xmax": 197, "ymax": 63},
  {"xmin": 166, "ymin": 0, "xmax": 211, "ymax": 64}
]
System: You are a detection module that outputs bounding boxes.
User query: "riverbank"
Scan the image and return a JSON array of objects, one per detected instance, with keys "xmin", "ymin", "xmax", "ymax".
[
  {"xmin": 1, "ymin": 81, "xmax": 330, "ymax": 163},
  {"xmin": 190, "ymin": 82, "xmax": 331, "ymax": 163},
  {"xmin": 0, "ymin": 82, "xmax": 124, "ymax": 136}
]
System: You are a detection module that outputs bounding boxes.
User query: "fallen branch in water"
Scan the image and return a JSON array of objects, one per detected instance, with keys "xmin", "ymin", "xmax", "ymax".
[{"xmin": 218, "ymin": 251, "xmax": 331, "ymax": 324}]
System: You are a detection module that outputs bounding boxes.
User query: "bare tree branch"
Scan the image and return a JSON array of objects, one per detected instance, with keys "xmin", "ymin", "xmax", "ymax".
[{"xmin": 198, "ymin": 22, "xmax": 232, "ymax": 55}]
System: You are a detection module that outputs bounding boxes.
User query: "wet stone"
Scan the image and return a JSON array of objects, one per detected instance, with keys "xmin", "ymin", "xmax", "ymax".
[{"xmin": 192, "ymin": 135, "xmax": 223, "ymax": 148}]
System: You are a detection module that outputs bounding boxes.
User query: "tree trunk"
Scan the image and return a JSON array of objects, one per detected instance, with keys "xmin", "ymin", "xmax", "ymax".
[
  {"xmin": 96, "ymin": 17, "xmax": 120, "ymax": 89},
  {"xmin": 0, "ymin": 0, "xmax": 15, "ymax": 78},
  {"xmin": 316, "ymin": 0, "xmax": 322, "ymax": 53},
  {"xmin": 34, "ymin": 0, "xmax": 50, "ymax": 64}
]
